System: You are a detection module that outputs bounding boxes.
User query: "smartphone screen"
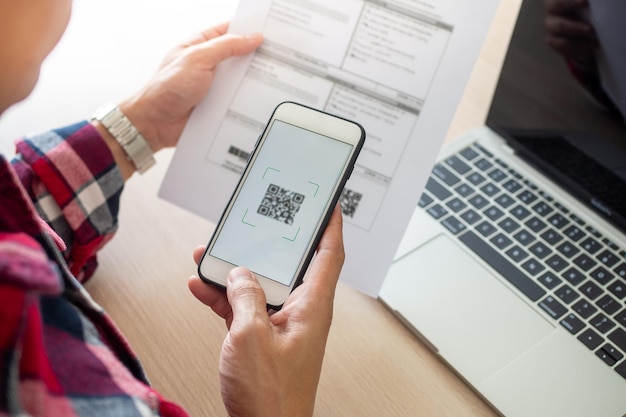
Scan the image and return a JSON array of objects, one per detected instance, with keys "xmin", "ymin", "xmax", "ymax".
[{"xmin": 209, "ymin": 119, "xmax": 353, "ymax": 286}]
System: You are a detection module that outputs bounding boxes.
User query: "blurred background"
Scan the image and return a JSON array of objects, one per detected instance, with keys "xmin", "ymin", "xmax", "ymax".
[{"xmin": 0, "ymin": 0, "xmax": 238, "ymax": 156}]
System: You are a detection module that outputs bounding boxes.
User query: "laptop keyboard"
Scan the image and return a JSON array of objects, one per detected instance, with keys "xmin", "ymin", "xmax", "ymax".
[{"xmin": 419, "ymin": 142, "xmax": 626, "ymax": 380}]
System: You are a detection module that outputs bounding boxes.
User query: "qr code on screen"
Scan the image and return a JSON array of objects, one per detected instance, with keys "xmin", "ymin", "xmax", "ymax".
[
  {"xmin": 340, "ymin": 188, "xmax": 362, "ymax": 218},
  {"xmin": 257, "ymin": 184, "xmax": 305, "ymax": 225}
]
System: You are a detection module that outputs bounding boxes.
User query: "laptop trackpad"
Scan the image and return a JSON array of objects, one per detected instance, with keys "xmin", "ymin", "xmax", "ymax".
[{"xmin": 382, "ymin": 234, "xmax": 554, "ymax": 383}]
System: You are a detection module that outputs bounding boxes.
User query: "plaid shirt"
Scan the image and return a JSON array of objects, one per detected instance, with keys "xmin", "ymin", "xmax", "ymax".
[{"xmin": 0, "ymin": 122, "xmax": 188, "ymax": 416}]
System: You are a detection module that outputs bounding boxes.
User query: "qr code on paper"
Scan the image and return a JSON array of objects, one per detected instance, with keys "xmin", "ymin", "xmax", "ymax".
[
  {"xmin": 340, "ymin": 188, "xmax": 362, "ymax": 218},
  {"xmin": 258, "ymin": 184, "xmax": 305, "ymax": 225}
]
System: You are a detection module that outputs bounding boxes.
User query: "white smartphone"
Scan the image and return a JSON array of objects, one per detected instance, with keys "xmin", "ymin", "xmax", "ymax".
[{"xmin": 198, "ymin": 102, "xmax": 365, "ymax": 308}]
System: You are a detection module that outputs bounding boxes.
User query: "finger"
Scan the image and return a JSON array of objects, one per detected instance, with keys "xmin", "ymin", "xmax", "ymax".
[
  {"xmin": 188, "ymin": 276, "xmax": 234, "ymax": 323},
  {"xmin": 298, "ymin": 206, "xmax": 345, "ymax": 305},
  {"xmin": 193, "ymin": 32, "xmax": 263, "ymax": 65},
  {"xmin": 226, "ymin": 267, "xmax": 269, "ymax": 329},
  {"xmin": 193, "ymin": 245, "xmax": 205, "ymax": 265}
]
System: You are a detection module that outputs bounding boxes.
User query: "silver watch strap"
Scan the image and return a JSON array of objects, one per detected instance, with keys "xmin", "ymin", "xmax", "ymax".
[{"xmin": 92, "ymin": 103, "xmax": 156, "ymax": 174}]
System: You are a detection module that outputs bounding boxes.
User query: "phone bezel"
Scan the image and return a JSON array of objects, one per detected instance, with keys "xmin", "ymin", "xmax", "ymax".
[{"xmin": 198, "ymin": 101, "xmax": 365, "ymax": 308}]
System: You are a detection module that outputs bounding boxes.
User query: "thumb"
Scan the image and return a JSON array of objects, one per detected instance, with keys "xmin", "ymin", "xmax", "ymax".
[{"xmin": 226, "ymin": 267, "xmax": 268, "ymax": 327}]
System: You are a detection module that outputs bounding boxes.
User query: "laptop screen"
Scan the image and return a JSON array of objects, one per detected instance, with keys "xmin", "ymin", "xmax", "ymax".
[{"xmin": 486, "ymin": 1, "xmax": 626, "ymax": 234}]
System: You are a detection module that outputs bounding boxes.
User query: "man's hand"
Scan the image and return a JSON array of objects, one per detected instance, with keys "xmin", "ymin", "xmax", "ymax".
[
  {"xmin": 121, "ymin": 22, "xmax": 262, "ymax": 153},
  {"xmin": 189, "ymin": 206, "xmax": 345, "ymax": 417}
]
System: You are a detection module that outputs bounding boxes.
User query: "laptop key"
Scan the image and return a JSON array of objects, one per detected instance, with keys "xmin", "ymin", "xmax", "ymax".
[
  {"xmin": 503, "ymin": 179, "xmax": 522, "ymax": 193},
  {"xmin": 597, "ymin": 250, "xmax": 619, "ymax": 268},
  {"xmin": 459, "ymin": 231, "xmax": 546, "ymax": 301},
  {"xmin": 615, "ymin": 263, "xmax": 626, "ymax": 279},
  {"xmin": 579, "ymin": 281, "xmax": 603, "ymax": 300},
  {"xmin": 517, "ymin": 190, "xmax": 537, "ymax": 204},
  {"xmin": 570, "ymin": 214, "xmax": 585, "ymax": 226},
  {"xmin": 581, "ymin": 237, "xmax": 602, "ymax": 254},
  {"xmin": 522, "ymin": 259, "xmax": 545, "ymax": 276},
  {"xmin": 495, "ymin": 194, "xmax": 515, "ymax": 208},
  {"xmin": 446, "ymin": 198, "xmax": 467, "ymax": 213},
  {"xmin": 491, "ymin": 233, "xmax": 513, "ymax": 250},
  {"xmin": 529, "ymin": 242, "xmax": 552, "ymax": 259},
  {"xmin": 591, "ymin": 267, "xmax": 614, "ymax": 286},
  {"xmin": 480, "ymin": 183, "xmax": 500, "ymax": 197},
  {"xmin": 506, "ymin": 246, "xmax": 529, "ymax": 262},
  {"xmin": 513, "ymin": 229, "xmax": 536, "ymax": 246},
  {"xmin": 455, "ymin": 183, "xmax": 475, "ymax": 198},
  {"xmin": 467, "ymin": 172, "xmax": 487, "ymax": 186},
  {"xmin": 555, "ymin": 284, "xmax": 579, "ymax": 304},
  {"xmin": 586, "ymin": 226, "xmax": 602, "ymax": 238},
  {"xmin": 573, "ymin": 300, "xmax": 598, "ymax": 319},
  {"xmin": 557, "ymin": 242, "xmax": 580, "ymax": 258},
  {"xmin": 426, "ymin": 177, "xmax": 452, "ymax": 201},
  {"xmin": 561, "ymin": 267, "xmax": 585, "ymax": 285},
  {"xmin": 499, "ymin": 217, "xmax": 520, "ymax": 233},
  {"xmin": 468, "ymin": 194, "xmax": 489, "ymax": 209},
  {"xmin": 548, "ymin": 213, "xmax": 570, "ymax": 229},
  {"xmin": 539, "ymin": 296, "xmax": 567, "ymax": 319},
  {"xmin": 508, "ymin": 169, "xmax": 522, "ymax": 180},
  {"xmin": 475, "ymin": 158, "xmax": 493, "ymax": 172},
  {"xmin": 538, "ymin": 190, "xmax": 553, "ymax": 202},
  {"xmin": 564, "ymin": 225, "xmax": 585, "ymax": 242},
  {"xmin": 603, "ymin": 238, "xmax": 619, "ymax": 251},
  {"xmin": 427, "ymin": 204, "xmax": 448, "ymax": 220},
  {"xmin": 596, "ymin": 348, "xmax": 618, "ymax": 367},
  {"xmin": 560, "ymin": 314, "xmax": 585, "ymax": 335},
  {"xmin": 538, "ymin": 272, "xmax": 562, "ymax": 290},
  {"xmin": 488, "ymin": 168, "xmax": 507, "ymax": 183},
  {"xmin": 600, "ymin": 344, "xmax": 624, "ymax": 363},
  {"xmin": 524, "ymin": 179, "xmax": 537, "ymax": 190},
  {"xmin": 607, "ymin": 279, "xmax": 626, "ymax": 300},
  {"xmin": 532, "ymin": 201, "xmax": 553, "ymax": 217},
  {"xmin": 590, "ymin": 313, "xmax": 616, "ymax": 334},
  {"xmin": 460, "ymin": 209, "xmax": 482, "ymax": 225},
  {"xmin": 573, "ymin": 254, "xmax": 597, "ymax": 272},
  {"xmin": 554, "ymin": 202, "xmax": 569, "ymax": 213},
  {"xmin": 541, "ymin": 229, "xmax": 563, "ymax": 245},
  {"xmin": 525, "ymin": 217, "xmax": 547, "ymax": 233},
  {"xmin": 596, "ymin": 294, "xmax": 620, "ymax": 315},
  {"xmin": 510, "ymin": 205, "xmax": 531, "ymax": 221},
  {"xmin": 484, "ymin": 206, "xmax": 504, "ymax": 221},
  {"xmin": 476, "ymin": 221, "xmax": 497, "ymax": 237},
  {"xmin": 546, "ymin": 254, "xmax": 568, "ymax": 272},
  {"xmin": 419, "ymin": 193, "xmax": 434, "ymax": 208},
  {"xmin": 459, "ymin": 146, "xmax": 479, "ymax": 161},
  {"xmin": 433, "ymin": 164, "xmax": 461, "ymax": 186},
  {"xmin": 608, "ymin": 328, "xmax": 626, "ymax": 353},
  {"xmin": 441, "ymin": 216, "xmax": 467, "ymax": 235},
  {"xmin": 445, "ymin": 155, "xmax": 471, "ymax": 175},
  {"xmin": 578, "ymin": 328, "xmax": 603, "ymax": 350},
  {"xmin": 474, "ymin": 144, "xmax": 493, "ymax": 158},
  {"xmin": 615, "ymin": 310, "xmax": 626, "ymax": 327}
]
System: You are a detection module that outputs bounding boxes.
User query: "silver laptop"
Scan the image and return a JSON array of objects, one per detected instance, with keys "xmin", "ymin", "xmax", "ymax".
[{"xmin": 379, "ymin": 1, "xmax": 626, "ymax": 416}]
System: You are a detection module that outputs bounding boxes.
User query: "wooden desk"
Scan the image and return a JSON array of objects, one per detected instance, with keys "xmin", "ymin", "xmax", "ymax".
[{"xmin": 86, "ymin": 1, "xmax": 521, "ymax": 415}]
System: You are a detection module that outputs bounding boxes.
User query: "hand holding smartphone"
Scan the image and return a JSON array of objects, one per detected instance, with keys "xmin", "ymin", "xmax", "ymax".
[{"xmin": 198, "ymin": 102, "xmax": 365, "ymax": 308}]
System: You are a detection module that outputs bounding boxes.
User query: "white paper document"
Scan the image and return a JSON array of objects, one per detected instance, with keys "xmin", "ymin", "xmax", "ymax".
[{"xmin": 160, "ymin": 0, "xmax": 500, "ymax": 296}]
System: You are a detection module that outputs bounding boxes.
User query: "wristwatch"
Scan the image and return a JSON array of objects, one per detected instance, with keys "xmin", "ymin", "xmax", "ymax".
[{"xmin": 92, "ymin": 103, "xmax": 156, "ymax": 174}]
